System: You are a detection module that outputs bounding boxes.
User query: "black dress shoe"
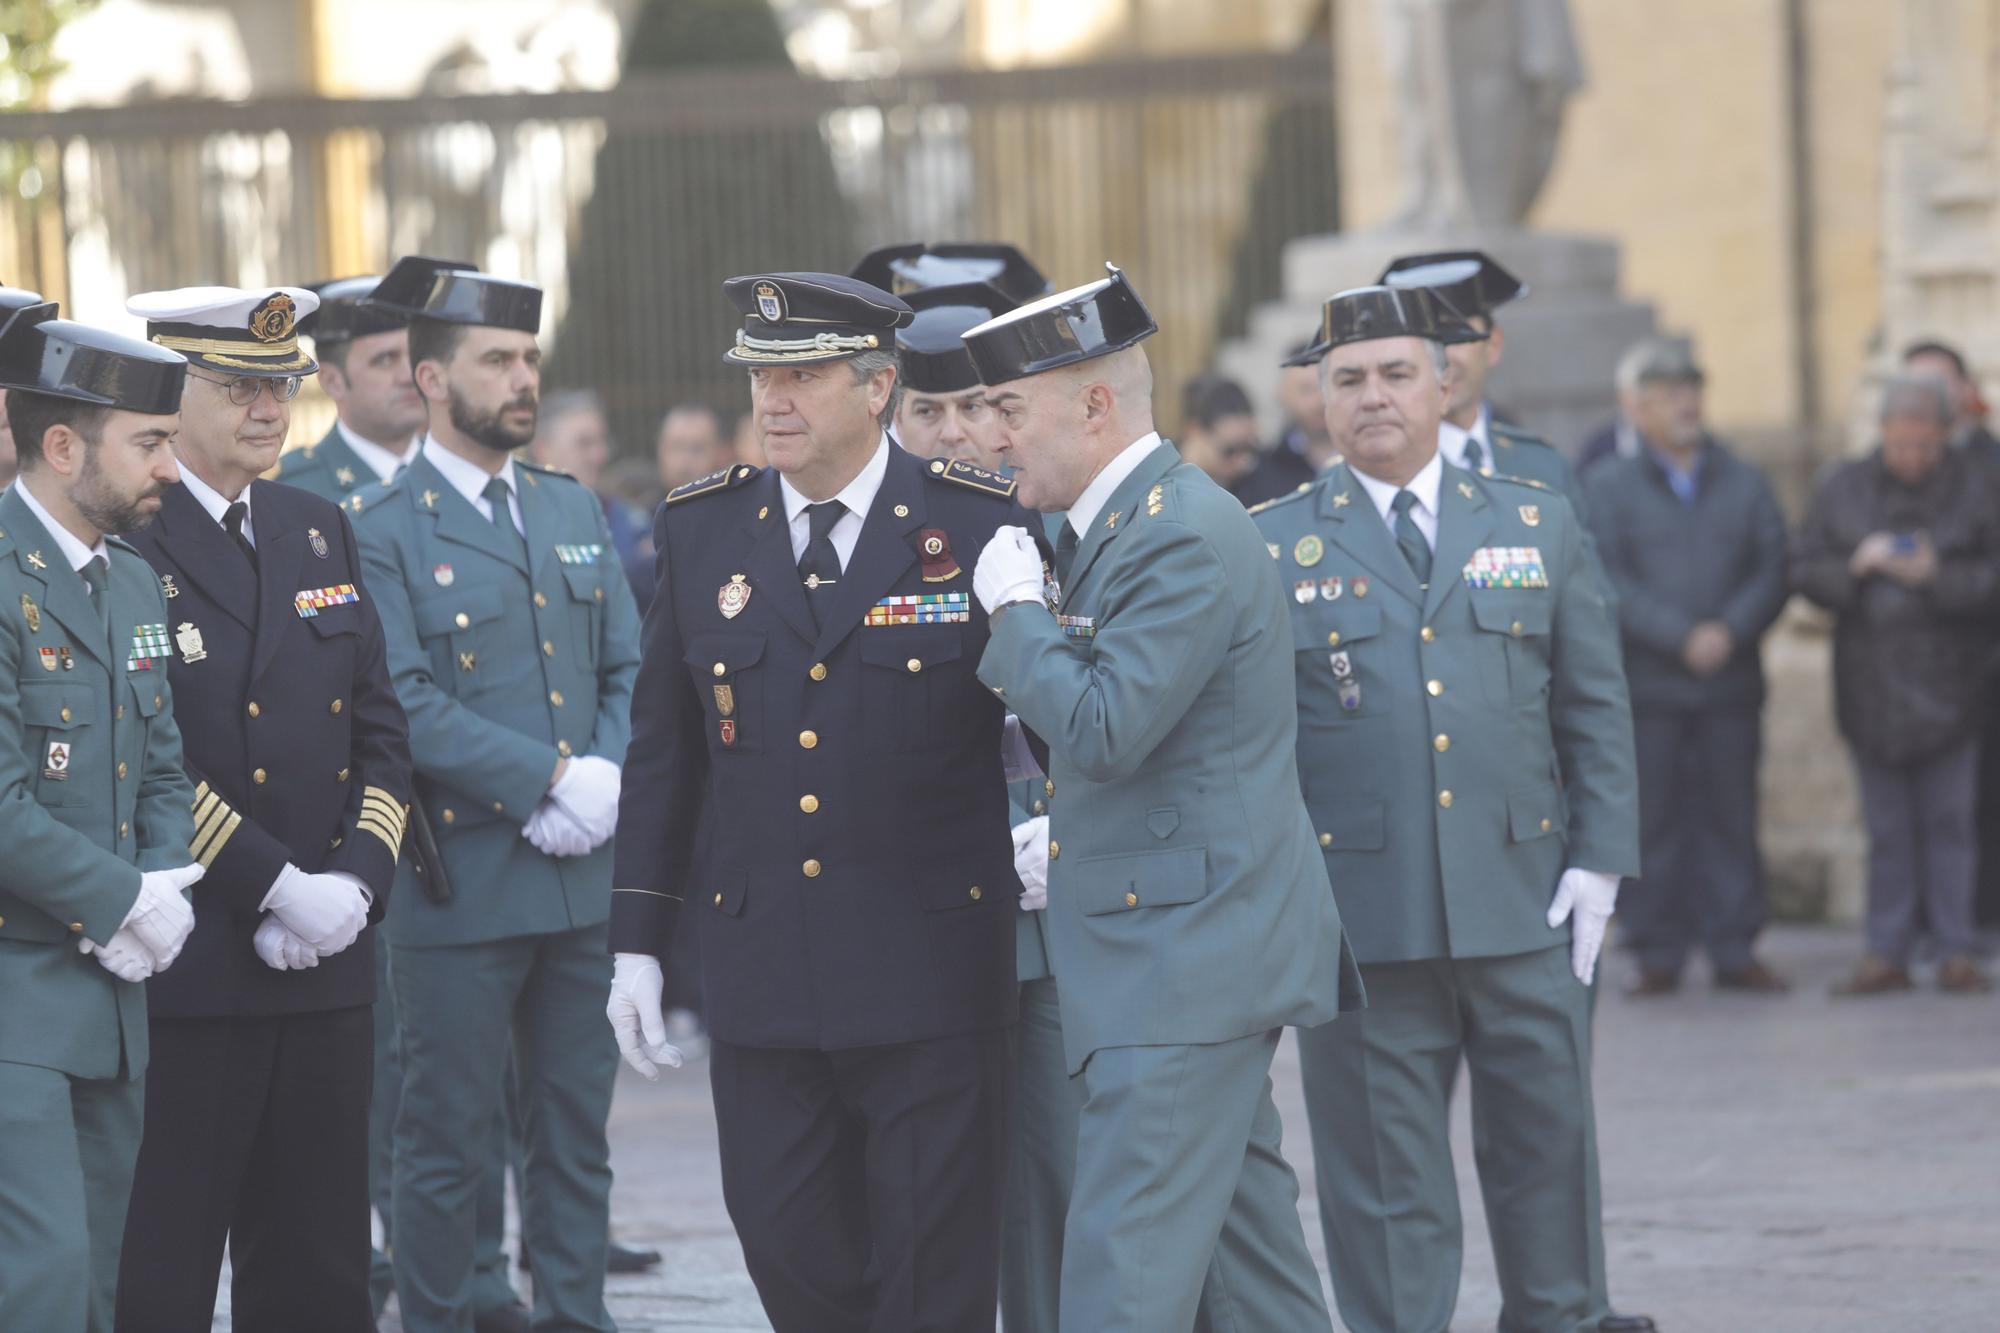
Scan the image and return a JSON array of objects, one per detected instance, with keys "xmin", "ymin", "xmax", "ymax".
[
  {"xmin": 473, "ymin": 1301, "xmax": 532, "ymax": 1333},
  {"xmin": 607, "ymin": 1240, "xmax": 663, "ymax": 1273},
  {"xmin": 1601, "ymin": 1313, "xmax": 1658, "ymax": 1332}
]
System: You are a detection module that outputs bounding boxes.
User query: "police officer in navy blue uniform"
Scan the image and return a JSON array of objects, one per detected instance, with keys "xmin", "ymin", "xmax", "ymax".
[
  {"xmin": 606, "ymin": 271, "xmax": 1033, "ymax": 1333},
  {"xmin": 113, "ymin": 285, "xmax": 412, "ymax": 1331}
]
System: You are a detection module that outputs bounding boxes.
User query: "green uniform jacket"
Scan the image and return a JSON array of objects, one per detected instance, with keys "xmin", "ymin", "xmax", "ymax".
[
  {"xmin": 351, "ymin": 452, "xmax": 642, "ymax": 947},
  {"xmin": 1253, "ymin": 460, "xmax": 1639, "ymax": 964},
  {"xmin": 0, "ymin": 486, "xmax": 197, "ymax": 1077},
  {"xmin": 1489, "ymin": 419, "xmax": 1588, "ymax": 518},
  {"xmin": 273, "ymin": 424, "xmax": 373, "ymax": 502},
  {"xmin": 979, "ymin": 443, "xmax": 1362, "ymax": 1074}
]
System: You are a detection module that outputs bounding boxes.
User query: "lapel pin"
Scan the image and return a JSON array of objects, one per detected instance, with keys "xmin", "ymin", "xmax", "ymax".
[
  {"xmin": 20, "ymin": 593, "xmax": 39, "ymax": 632},
  {"xmin": 1458, "ymin": 482, "xmax": 1476, "ymax": 500},
  {"xmin": 26, "ymin": 550, "xmax": 45, "ymax": 569},
  {"xmin": 308, "ymin": 527, "xmax": 329, "ymax": 558},
  {"xmin": 160, "ymin": 575, "xmax": 179, "ymax": 600},
  {"xmin": 335, "ymin": 466, "xmax": 356, "ymax": 487},
  {"xmin": 1106, "ymin": 511, "xmax": 1122, "ymax": 530},
  {"xmin": 422, "ymin": 489, "xmax": 440, "ymax": 508},
  {"xmin": 758, "ymin": 506, "xmax": 769, "ymax": 521},
  {"xmin": 1331, "ymin": 492, "xmax": 1352, "ymax": 509}
]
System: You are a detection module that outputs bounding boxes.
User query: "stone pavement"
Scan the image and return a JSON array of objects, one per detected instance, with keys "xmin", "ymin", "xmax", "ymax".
[{"xmin": 278, "ymin": 924, "xmax": 1999, "ymax": 1330}]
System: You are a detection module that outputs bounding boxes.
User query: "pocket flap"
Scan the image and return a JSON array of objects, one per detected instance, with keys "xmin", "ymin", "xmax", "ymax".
[
  {"xmin": 1507, "ymin": 782, "xmax": 1567, "ymax": 843},
  {"xmin": 1310, "ymin": 797, "xmax": 1386, "ymax": 851},
  {"xmin": 414, "ymin": 585, "xmax": 503, "ymax": 637},
  {"xmin": 1076, "ymin": 845, "xmax": 1208, "ymax": 916},
  {"xmin": 920, "ymin": 861, "xmax": 1007, "ymax": 913},
  {"xmin": 1292, "ymin": 600, "xmax": 1382, "ymax": 652},
  {"xmin": 20, "ymin": 686, "xmax": 92, "ymax": 729},
  {"xmin": 131, "ymin": 676, "xmax": 164, "ymax": 717},
  {"xmin": 305, "ymin": 605, "xmax": 362, "ymax": 638},
  {"xmin": 709, "ymin": 867, "xmax": 748, "ymax": 918},
  {"xmin": 1470, "ymin": 594, "xmax": 1553, "ymax": 637},
  {"xmin": 560, "ymin": 564, "xmax": 601, "ymax": 602},
  {"xmin": 685, "ymin": 631, "xmax": 767, "ymax": 676},
  {"xmin": 858, "ymin": 627, "xmax": 963, "ymax": 671}
]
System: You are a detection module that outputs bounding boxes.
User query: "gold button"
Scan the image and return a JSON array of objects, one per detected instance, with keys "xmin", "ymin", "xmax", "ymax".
[
  {"xmin": 154, "ymin": 696, "xmax": 162, "ymax": 710},
  {"xmin": 799, "ymin": 730, "xmax": 818, "ymax": 749},
  {"xmin": 557, "ymin": 740, "xmax": 573, "ymax": 757},
  {"xmin": 800, "ymin": 794, "xmax": 819, "ymax": 814},
  {"xmin": 1510, "ymin": 620, "xmax": 1523, "ymax": 637},
  {"xmin": 714, "ymin": 892, "xmax": 723, "ymax": 906},
  {"xmin": 534, "ymin": 592, "xmax": 548, "ymax": 608},
  {"xmin": 441, "ymin": 808, "xmax": 455, "ymax": 824},
  {"xmin": 117, "ymin": 762, "xmax": 128, "ymax": 780},
  {"xmin": 594, "ymin": 588, "xmax": 604, "ymax": 602},
  {"xmin": 331, "ymin": 698, "xmax": 344, "ymax": 714},
  {"xmin": 906, "ymin": 658, "xmax": 922, "ymax": 673},
  {"xmin": 803, "ymin": 859, "xmax": 822, "ymax": 878},
  {"xmin": 1327, "ymin": 631, "xmax": 1340, "ymax": 647},
  {"xmin": 543, "ymin": 641, "xmax": 554, "ymax": 657},
  {"xmin": 1540, "ymin": 817, "xmax": 1553, "ymax": 833},
  {"xmin": 493, "ymin": 801, "xmax": 505, "ymax": 813},
  {"xmin": 337, "ymin": 767, "xmax": 349, "ymax": 782},
  {"xmin": 455, "ymin": 612, "xmax": 470, "ymax": 629},
  {"xmin": 69, "ymin": 921, "xmax": 83, "ymax": 934},
  {"xmin": 59, "ymin": 706, "xmax": 71, "ymax": 722},
  {"xmin": 253, "ymin": 768, "xmax": 267, "ymax": 784},
  {"xmin": 969, "ymin": 886, "xmax": 983, "ymax": 901},
  {"xmin": 550, "ymin": 690, "xmax": 565, "ymax": 706},
  {"xmin": 1421, "ymin": 626, "xmax": 1436, "ymax": 643},
  {"xmin": 712, "ymin": 663, "xmax": 726, "ymax": 677},
  {"xmin": 1048, "ymin": 840, "xmax": 1060, "ymax": 860},
  {"xmin": 809, "ymin": 662, "xmax": 828, "ymax": 682},
  {"xmin": 247, "ymin": 701, "xmax": 261, "ymax": 718},
  {"xmin": 0, "ymin": 915, "xmax": 6, "ymax": 927},
  {"xmin": 1318, "ymin": 832, "xmax": 1333, "ymax": 848},
  {"xmin": 1426, "ymin": 679, "xmax": 1443, "ymax": 697},
  {"xmin": 1124, "ymin": 891, "xmax": 1138, "ymax": 907},
  {"xmin": 1438, "ymin": 790, "xmax": 1453, "ymax": 808},
  {"xmin": 1434, "ymin": 734, "xmax": 1450, "ymax": 752},
  {"xmin": 1032, "ymin": 800, "xmax": 1046, "ymax": 815},
  {"xmin": 1045, "ymin": 780, "xmax": 1055, "ymax": 799},
  {"xmin": 116, "ymin": 705, "xmax": 126, "ymax": 720},
  {"xmin": 119, "ymin": 821, "xmax": 128, "ymax": 839}
]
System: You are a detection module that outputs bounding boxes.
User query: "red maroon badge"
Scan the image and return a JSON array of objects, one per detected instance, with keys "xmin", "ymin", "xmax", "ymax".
[
  {"xmin": 917, "ymin": 528, "xmax": 961, "ymax": 583},
  {"xmin": 719, "ymin": 719, "xmax": 737, "ymax": 747}
]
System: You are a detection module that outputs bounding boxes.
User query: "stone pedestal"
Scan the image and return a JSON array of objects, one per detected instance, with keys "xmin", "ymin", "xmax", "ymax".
[{"xmin": 1216, "ymin": 227, "xmax": 1657, "ymax": 453}]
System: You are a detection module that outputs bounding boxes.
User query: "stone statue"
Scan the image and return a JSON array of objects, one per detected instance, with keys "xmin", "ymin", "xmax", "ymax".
[{"xmin": 1377, "ymin": 0, "xmax": 1586, "ymax": 230}]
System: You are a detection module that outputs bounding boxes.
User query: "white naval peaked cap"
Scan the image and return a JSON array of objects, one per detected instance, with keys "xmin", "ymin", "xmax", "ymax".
[{"xmin": 127, "ymin": 285, "xmax": 321, "ymax": 376}]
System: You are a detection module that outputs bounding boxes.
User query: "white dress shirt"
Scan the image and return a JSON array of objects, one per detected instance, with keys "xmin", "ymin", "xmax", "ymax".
[
  {"xmin": 1438, "ymin": 401, "xmax": 1495, "ymax": 475},
  {"xmin": 175, "ymin": 464, "xmax": 255, "ymax": 548},
  {"xmin": 1067, "ymin": 431, "xmax": 1164, "ymax": 538},
  {"xmin": 423, "ymin": 436, "xmax": 524, "ymax": 535},
  {"xmin": 13, "ymin": 476, "xmax": 109, "ymax": 572},
  {"xmin": 337, "ymin": 420, "xmax": 419, "ymax": 483},
  {"xmin": 1351, "ymin": 448, "xmax": 1443, "ymax": 551},
  {"xmin": 778, "ymin": 434, "xmax": 890, "ymax": 569}
]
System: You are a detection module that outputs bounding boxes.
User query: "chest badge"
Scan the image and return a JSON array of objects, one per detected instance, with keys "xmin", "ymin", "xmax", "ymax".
[
  {"xmin": 917, "ymin": 528, "xmax": 961, "ymax": 583},
  {"xmin": 718, "ymin": 573, "xmax": 752, "ymax": 620},
  {"xmin": 1352, "ymin": 576, "xmax": 1370, "ymax": 599},
  {"xmin": 20, "ymin": 592, "xmax": 39, "ymax": 632},
  {"xmin": 159, "ymin": 575, "xmax": 180, "ymax": 600},
  {"xmin": 1294, "ymin": 535, "xmax": 1324, "ymax": 567},
  {"xmin": 1293, "ymin": 579, "xmax": 1317, "ymax": 605},
  {"xmin": 433, "ymin": 564, "xmax": 455, "ymax": 588},
  {"xmin": 718, "ymin": 718, "xmax": 738, "ymax": 747},
  {"xmin": 175, "ymin": 622, "xmax": 207, "ymax": 664},
  {"xmin": 37, "ymin": 645, "xmax": 57, "ymax": 671},
  {"xmin": 43, "ymin": 740, "xmax": 70, "ymax": 781},
  {"xmin": 59, "ymin": 647, "xmax": 73, "ymax": 671},
  {"xmin": 1519, "ymin": 504, "xmax": 1541, "ymax": 527},
  {"xmin": 713, "ymin": 684, "xmax": 735, "ymax": 717},
  {"xmin": 308, "ymin": 527, "xmax": 329, "ymax": 558},
  {"xmin": 1320, "ymin": 576, "xmax": 1343, "ymax": 601}
]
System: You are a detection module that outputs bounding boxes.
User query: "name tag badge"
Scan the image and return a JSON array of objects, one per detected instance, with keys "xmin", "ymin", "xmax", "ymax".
[{"xmin": 43, "ymin": 740, "xmax": 70, "ymax": 781}]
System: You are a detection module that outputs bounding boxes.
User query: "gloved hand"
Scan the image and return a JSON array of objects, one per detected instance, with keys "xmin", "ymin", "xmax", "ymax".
[
  {"xmin": 114, "ymin": 863, "xmax": 202, "ymax": 968},
  {"xmin": 974, "ymin": 525, "xmax": 1045, "ymax": 616},
  {"xmin": 550, "ymin": 755, "xmax": 621, "ymax": 848},
  {"xmin": 524, "ymin": 799, "xmax": 594, "ymax": 858},
  {"xmin": 1546, "ymin": 868, "xmax": 1621, "ymax": 984},
  {"xmin": 1012, "ymin": 815, "xmax": 1050, "ymax": 912},
  {"xmin": 607, "ymin": 953, "xmax": 684, "ymax": 1080},
  {"xmin": 253, "ymin": 915, "xmax": 322, "ymax": 970},
  {"xmin": 262, "ymin": 865, "xmax": 368, "ymax": 957},
  {"xmin": 79, "ymin": 929, "xmax": 156, "ymax": 983}
]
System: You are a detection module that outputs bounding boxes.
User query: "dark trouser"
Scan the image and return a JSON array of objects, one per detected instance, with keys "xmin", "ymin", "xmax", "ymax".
[
  {"xmin": 1975, "ymin": 692, "xmax": 2000, "ymax": 924},
  {"xmin": 712, "ymin": 1029, "xmax": 1013, "ymax": 1333},
  {"xmin": 1621, "ymin": 706, "xmax": 1767, "ymax": 976},
  {"xmin": 116, "ymin": 1006, "xmax": 375, "ymax": 1333},
  {"xmin": 1854, "ymin": 738, "xmax": 1981, "ymax": 964}
]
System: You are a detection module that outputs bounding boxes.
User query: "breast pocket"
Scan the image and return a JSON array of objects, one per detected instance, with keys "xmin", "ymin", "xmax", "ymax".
[
  {"xmin": 1291, "ymin": 599, "xmax": 1387, "ymax": 721},
  {"xmin": 686, "ymin": 631, "xmax": 767, "ymax": 755},
  {"xmin": 1074, "ymin": 844, "xmax": 1209, "ymax": 916},
  {"xmin": 414, "ymin": 584, "xmax": 505, "ymax": 692},
  {"xmin": 20, "ymin": 682, "xmax": 97, "ymax": 806},
  {"xmin": 857, "ymin": 627, "xmax": 964, "ymax": 751},
  {"xmin": 1470, "ymin": 593, "xmax": 1553, "ymax": 705},
  {"xmin": 559, "ymin": 564, "xmax": 604, "ymax": 656}
]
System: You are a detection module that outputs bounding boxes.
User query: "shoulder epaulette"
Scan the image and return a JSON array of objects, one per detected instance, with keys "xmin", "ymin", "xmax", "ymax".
[
  {"xmin": 1483, "ymin": 470, "xmax": 1554, "ymax": 494},
  {"xmin": 106, "ymin": 534, "xmax": 140, "ymax": 557},
  {"xmin": 926, "ymin": 457, "xmax": 1017, "ymax": 499},
  {"xmin": 1247, "ymin": 480, "xmax": 1316, "ymax": 515},
  {"xmin": 1491, "ymin": 421, "xmax": 1555, "ymax": 450},
  {"xmin": 343, "ymin": 475, "xmax": 404, "ymax": 518},
  {"xmin": 665, "ymin": 464, "xmax": 759, "ymax": 506}
]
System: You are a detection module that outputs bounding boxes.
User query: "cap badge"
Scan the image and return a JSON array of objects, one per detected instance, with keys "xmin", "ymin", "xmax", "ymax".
[
  {"xmin": 248, "ymin": 291, "xmax": 298, "ymax": 343},
  {"xmin": 753, "ymin": 281, "xmax": 786, "ymax": 324}
]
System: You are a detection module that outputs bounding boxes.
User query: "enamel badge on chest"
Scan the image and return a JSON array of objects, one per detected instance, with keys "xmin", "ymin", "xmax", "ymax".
[
  {"xmin": 175, "ymin": 623, "xmax": 206, "ymax": 663},
  {"xmin": 718, "ymin": 574, "xmax": 752, "ymax": 619},
  {"xmin": 308, "ymin": 527, "xmax": 329, "ymax": 559}
]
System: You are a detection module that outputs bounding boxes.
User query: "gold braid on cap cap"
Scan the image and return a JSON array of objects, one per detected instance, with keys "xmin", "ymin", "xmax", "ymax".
[
  {"xmin": 733, "ymin": 329, "xmax": 881, "ymax": 358},
  {"xmin": 151, "ymin": 333, "xmax": 315, "ymax": 372}
]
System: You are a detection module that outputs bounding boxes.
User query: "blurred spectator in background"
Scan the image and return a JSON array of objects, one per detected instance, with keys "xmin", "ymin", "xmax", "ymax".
[
  {"xmin": 732, "ymin": 407, "xmax": 767, "ymax": 470},
  {"xmin": 601, "ymin": 455, "xmax": 663, "ymax": 614},
  {"xmin": 1234, "ymin": 342, "xmax": 1335, "ymax": 505},
  {"xmin": 1178, "ymin": 372, "xmax": 1262, "ymax": 495},
  {"xmin": 1585, "ymin": 338, "xmax": 1791, "ymax": 995},
  {"xmin": 1794, "ymin": 375, "xmax": 2000, "ymax": 996},
  {"xmin": 1578, "ymin": 335, "xmax": 1703, "ymax": 476},
  {"xmin": 530, "ymin": 388, "xmax": 654, "ymax": 613},
  {"xmin": 1903, "ymin": 339, "xmax": 2000, "ymax": 466},
  {"xmin": 655, "ymin": 402, "xmax": 734, "ymax": 491}
]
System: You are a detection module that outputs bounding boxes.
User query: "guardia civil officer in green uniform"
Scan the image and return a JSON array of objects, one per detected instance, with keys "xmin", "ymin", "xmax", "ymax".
[
  {"xmin": 0, "ymin": 303, "xmax": 202, "ymax": 1332},
  {"xmin": 1378, "ymin": 250, "xmax": 1589, "ymax": 513},
  {"xmin": 350, "ymin": 256, "xmax": 641, "ymax": 1333},
  {"xmin": 966, "ymin": 265, "xmax": 1363, "ymax": 1333},
  {"xmin": 1253, "ymin": 285, "xmax": 1642, "ymax": 1333}
]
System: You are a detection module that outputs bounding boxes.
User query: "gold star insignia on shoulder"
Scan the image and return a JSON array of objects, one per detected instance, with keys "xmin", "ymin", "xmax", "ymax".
[
  {"xmin": 335, "ymin": 466, "xmax": 356, "ymax": 487},
  {"xmin": 1145, "ymin": 484, "xmax": 1164, "ymax": 517},
  {"xmin": 1458, "ymin": 482, "xmax": 1476, "ymax": 499},
  {"xmin": 1332, "ymin": 492, "xmax": 1352, "ymax": 509},
  {"xmin": 421, "ymin": 489, "xmax": 440, "ymax": 508},
  {"xmin": 346, "ymin": 495, "xmax": 364, "ymax": 513},
  {"xmin": 1105, "ymin": 511, "xmax": 1122, "ymax": 529},
  {"xmin": 26, "ymin": 550, "xmax": 46, "ymax": 569}
]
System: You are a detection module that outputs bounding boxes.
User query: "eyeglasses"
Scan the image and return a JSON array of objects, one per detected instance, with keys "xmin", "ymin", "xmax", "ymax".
[{"xmin": 189, "ymin": 369, "xmax": 304, "ymax": 405}]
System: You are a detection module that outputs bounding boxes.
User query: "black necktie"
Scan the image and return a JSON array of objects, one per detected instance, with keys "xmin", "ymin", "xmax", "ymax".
[
  {"xmin": 799, "ymin": 500, "xmax": 845, "ymax": 628},
  {"xmin": 482, "ymin": 477, "xmax": 525, "ymax": 561},
  {"xmin": 223, "ymin": 501, "xmax": 257, "ymax": 568},
  {"xmin": 1463, "ymin": 436, "xmax": 1487, "ymax": 475},
  {"xmin": 1054, "ymin": 523, "xmax": 1080, "ymax": 589},
  {"xmin": 81, "ymin": 554, "xmax": 110, "ymax": 632},
  {"xmin": 1392, "ymin": 489, "xmax": 1432, "ymax": 586}
]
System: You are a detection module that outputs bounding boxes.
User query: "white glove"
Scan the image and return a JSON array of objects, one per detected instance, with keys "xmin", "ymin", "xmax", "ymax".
[
  {"xmin": 1012, "ymin": 815, "xmax": 1050, "ymax": 912},
  {"xmin": 607, "ymin": 953, "xmax": 684, "ymax": 1080},
  {"xmin": 974, "ymin": 525, "xmax": 1045, "ymax": 615},
  {"xmin": 1546, "ymin": 868, "xmax": 1621, "ymax": 984},
  {"xmin": 550, "ymin": 755, "xmax": 621, "ymax": 848},
  {"xmin": 524, "ymin": 799, "xmax": 594, "ymax": 858},
  {"xmin": 113, "ymin": 864, "xmax": 202, "ymax": 968},
  {"xmin": 79, "ymin": 929, "xmax": 156, "ymax": 983},
  {"xmin": 252, "ymin": 915, "xmax": 321, "ymax": 970},
  {"xmin": 262, "ymin": 864, "xmax": 368, "ymax": 957}
]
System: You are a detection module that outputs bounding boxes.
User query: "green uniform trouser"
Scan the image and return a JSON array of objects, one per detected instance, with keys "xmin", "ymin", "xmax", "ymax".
[
  {"xmin": 389, "ymin": 926, "xmax": 618, "ymax": 1333},
  {"xmin": 1060, "ymin": 1029, "xmax": 1332, "ymax": 1333},
  {"xmin": 999, "ymin": 978, "xmax": 1081, "ymax": 1331},
  {"xmin": 0, "ymin": 1060, "xmax": 144, "ymax": 1333},
  {"xmin": 1297, "ymin": 944, "xmax": 1607, "ymax": 1333}
]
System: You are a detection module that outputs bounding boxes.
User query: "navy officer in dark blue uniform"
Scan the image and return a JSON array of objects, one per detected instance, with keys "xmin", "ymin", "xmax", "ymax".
[
  {"xmin": 606, "ymin": 271, "xmax": 1033, "ymax": 1333},
  {"xmin": 114, "ymin": 284, "xmax": 412, "ymax": 1331}
]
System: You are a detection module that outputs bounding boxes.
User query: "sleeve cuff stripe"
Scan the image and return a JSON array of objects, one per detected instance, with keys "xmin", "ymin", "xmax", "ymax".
[
  {"xmin": 193, "ymin": 780, "xmax": 210, "ymax": 805},
  {"xmin": 359, "ymin": 792, "xmax": 405, "ymax": 818},
  {"xmin": 356, "ymin": 811, "xmax": 402, "ymax": 840},
  {"xmin": 361, "ymin": 822, "xmax": 401, "ymax": 859},
  {"xmin": 359, "ymin": 805, "xmax": 406, "ymax": 835},
  {"xmin": 189, "ymin": 800, "xmax": 232, "ymax": 854},
  {"xmin": 191, "ymin": 812, "xmax": 241, "ymax": 868}
]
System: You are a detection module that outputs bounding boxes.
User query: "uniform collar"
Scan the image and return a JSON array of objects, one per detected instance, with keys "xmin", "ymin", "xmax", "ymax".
[
  {"xmin": 1351, "ymin": 447, "xmax": 1444, "ymax": 528},
  {"xmin": 173, "ymin": 460, "xmax": 250, "ymax": 537},
  {"xmin": 1437, "ymin": 401, "xmax": 1491, "ymax": 470},
  {"xmin": 778, "ymin": 432, "xmax": 890, "ymax": 526},
  {"xmin": 11, "ymin": 475, "xmax": 108, "ymax": 571},
  {"xmin": 423, "ymin": 434, "xmax": 519, "ymax": 509},
  {"xmin": 336, "ymin": 419, "xmax": 419, "ymax": 483},
  {"xmin": 1068, "ymin": 430, "xmax": 1162, "ymax": 537}
]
